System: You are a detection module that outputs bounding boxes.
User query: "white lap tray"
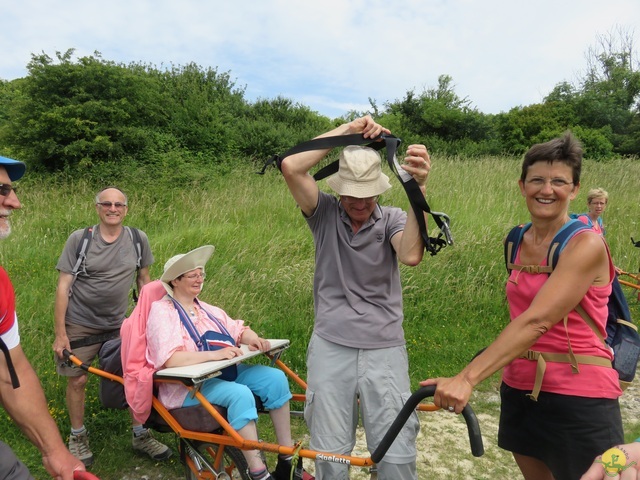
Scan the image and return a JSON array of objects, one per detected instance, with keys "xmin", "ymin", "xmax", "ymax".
[{"xmin": 154, "ymin": 339, "xmax": 290, "ymax": 385}]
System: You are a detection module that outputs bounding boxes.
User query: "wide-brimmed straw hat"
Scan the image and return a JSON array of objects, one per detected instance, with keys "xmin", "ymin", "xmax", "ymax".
[
  {"xmin": 0, "ymin": 156, "xmax": 26, "ymax": 181},
  {"xmin": 325, "ymin": 145, "xmax": 392, "ymax": 198},
  {"xmin": 160, "ymin": 245, "xmax": 215, "ymax": 295}
]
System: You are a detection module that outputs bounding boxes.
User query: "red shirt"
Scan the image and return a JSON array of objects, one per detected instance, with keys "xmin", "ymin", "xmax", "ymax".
[{"xmin": 0, "ymin": 267, "xmax": 16, "ymax": 336}]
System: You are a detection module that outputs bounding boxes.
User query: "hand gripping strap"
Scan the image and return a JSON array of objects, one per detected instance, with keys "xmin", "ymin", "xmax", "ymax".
[
  {"xmin": 375, "ymin": 135, "xmax": 453, "ymax": 255},
  {"xmin": 260, "ymin": 133, "xmax": 452, "ymax": 256}
]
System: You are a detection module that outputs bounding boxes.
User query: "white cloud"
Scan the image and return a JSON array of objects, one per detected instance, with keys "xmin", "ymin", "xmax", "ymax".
[{"xmin": 1, "ymin": 0, "xmax": 639, "ymax": 118}]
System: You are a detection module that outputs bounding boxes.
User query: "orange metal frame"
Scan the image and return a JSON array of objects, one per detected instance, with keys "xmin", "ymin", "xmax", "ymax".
[
  {"xmin": 618, "ymin": 269, "xmax": 640, "ymax": 291},
  {"xmin": 65, "ymin": 349, "xmax": 441, "ymax": 474}
]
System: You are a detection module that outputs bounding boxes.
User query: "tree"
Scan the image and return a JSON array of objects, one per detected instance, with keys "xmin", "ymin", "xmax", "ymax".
[
  {"xmin": 239, "ymin": 96, "xmax": 332, "ymax": 161},
  {"xmin": 155, "ymin": 62, "xmax": 247, "ymax": 156},
  {"xmin": 2, "ymin": 50, "xmax": 169, "ymax": 171},
  {"xmin": 384, "ymin": 75, "xmax": 495, "ymax": 155},
  {"xmin": 543, "ymin": 27, "xmax": 640, "ymax": 156}
]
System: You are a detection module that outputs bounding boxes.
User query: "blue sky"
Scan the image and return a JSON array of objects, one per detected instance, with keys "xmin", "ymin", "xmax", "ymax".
[{"xmin": 1, "ymin": 0, "xmax": 639, "ymax": 119}]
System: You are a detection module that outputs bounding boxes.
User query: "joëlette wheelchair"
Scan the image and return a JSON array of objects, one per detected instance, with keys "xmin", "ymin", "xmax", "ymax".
[{"xmin": 64, "ymin": 338, "xmax": 483, "ymax": 480}]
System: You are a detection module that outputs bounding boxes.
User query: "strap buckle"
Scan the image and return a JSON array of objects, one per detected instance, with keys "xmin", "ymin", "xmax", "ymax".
[
  {"xmin": 522, "ymin": 350, "xmax": 540, "ymax": 361},
  {"xmin": 432, "ymin": 212, "xmax": 454, "ymax": 246}
]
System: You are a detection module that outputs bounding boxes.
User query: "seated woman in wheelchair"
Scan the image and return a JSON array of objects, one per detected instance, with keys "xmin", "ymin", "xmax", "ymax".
[{"xmin": 147, "ymin": 245, "xmax": 304, "ymax": 480}]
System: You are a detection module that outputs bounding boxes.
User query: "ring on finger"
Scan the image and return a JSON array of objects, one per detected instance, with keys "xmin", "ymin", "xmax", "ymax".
[{"xmin": 448, "ymin": 406, "xmax": 454, "ymax": 412}]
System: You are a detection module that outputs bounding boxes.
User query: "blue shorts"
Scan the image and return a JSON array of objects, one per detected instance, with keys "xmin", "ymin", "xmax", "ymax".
[{"xmin": 182, "ymin": 363, "xmax": 291, "ymax": 430}]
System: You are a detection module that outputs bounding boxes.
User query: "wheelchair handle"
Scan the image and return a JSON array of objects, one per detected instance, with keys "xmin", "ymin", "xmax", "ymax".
[{"xmin": 370, "ymin": 385, "xmax": 484, "ymax": 463}]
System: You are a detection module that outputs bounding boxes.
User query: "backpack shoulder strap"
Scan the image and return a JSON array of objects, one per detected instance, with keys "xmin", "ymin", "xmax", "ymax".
[
  {"xmin": 547, "ymin": 219, "xmax": 591, "ymax": 270},
  {"xmin": 124, "ymin": 226, "xmax": 143, "ymax": 269},
  {"xmin": 71, "ymin": 225, "xmax": 97, "ymax": 276},
  {"xmin": 124, "ymin": 226, "xmax": 144, "ymax": 303},
  {"xmin": 505, "ymin": 220, "xmax": 588, "ymax": 276},
  {"xmin": 549, "ymin": 220, "xmax": 604, "ymax": 345},
  {"xmin": 504, "ymin": 223, "xmax": 530, "ymax": 273}
]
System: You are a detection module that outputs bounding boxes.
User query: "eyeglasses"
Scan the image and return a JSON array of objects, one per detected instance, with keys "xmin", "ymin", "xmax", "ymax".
[
  {"xmin": 183, "ymin": 273, "xmax": 206, "ymax": 280},
  {"xmin": 0, "ymin": 183, "xmax": 17, "ymax": 196},
  {"xmin": 525, "ymin": 178, "xmax": 574, "ymax": 189},
  {"xmin": 97, "ymin": 201, "xmax": 127, "ymax": 209}
]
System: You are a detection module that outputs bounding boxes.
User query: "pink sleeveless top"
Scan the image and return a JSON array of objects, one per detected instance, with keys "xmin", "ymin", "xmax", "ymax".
[{"xmin": 502, "ymin": 232, "xmax": 621, "ymax": 399}]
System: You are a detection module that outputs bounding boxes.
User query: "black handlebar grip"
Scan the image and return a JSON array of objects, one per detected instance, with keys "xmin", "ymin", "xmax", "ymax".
[{"xmin": 370, "ymin": 385, "xmax": 484, "ymax": 463}]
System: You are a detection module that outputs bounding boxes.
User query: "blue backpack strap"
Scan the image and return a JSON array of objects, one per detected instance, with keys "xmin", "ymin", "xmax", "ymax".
[
  {"xmin": 194, "ymin": 299, "xmax": 233, "ymax": 339},
  {"xmin": 504, "ymin": 223, "xmax": 531, "ymax": 273},
  {"xmin": 170, "ymin": 299, "xmax": 235, "ymax": 350},
  {"xmin": 170, "ymin": 298, "xmax": 202, "ymax": 349},
  {"xmin": 547, "ymin": 219, "xmax": 591, "ymax": 270}
]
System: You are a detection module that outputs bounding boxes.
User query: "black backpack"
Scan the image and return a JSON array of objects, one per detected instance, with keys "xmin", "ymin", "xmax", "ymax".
[
  {"xmin": 97, "ymin": 338, "xmax": 128, "ymax": 409},
  {"xmin": 504, "ymin": 219, "xmax": 640, "ymax": 397}
]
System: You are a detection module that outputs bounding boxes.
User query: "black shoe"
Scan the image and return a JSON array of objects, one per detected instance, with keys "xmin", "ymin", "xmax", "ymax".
[{"xmin": 272, "ymin": 457, "xmax": 314, "ymax": 480}]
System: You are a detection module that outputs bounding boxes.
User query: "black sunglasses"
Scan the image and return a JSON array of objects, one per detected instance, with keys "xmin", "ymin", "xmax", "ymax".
[{"xmin": 0, "ymin": 183, "xmax": 17, "ymax": 196}]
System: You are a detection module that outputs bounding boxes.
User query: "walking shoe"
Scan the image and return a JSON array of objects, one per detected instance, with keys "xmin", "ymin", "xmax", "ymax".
[
  {"xmin": 273, "ymin": 456, "xmax": 314, "ymax": 480},
  {"xmin": 132, "ymin": 430, "xmax": 173, "ymax": 460},
  {"xmin": 250, "ymin": 472, "xmax": 275, "ymax": 480},
  {"xmin": 68, "ymin": 431, "xmax": 94, "ymax": 467}
]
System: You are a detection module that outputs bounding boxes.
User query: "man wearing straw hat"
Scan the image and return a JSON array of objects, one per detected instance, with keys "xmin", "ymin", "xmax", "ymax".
[
  {"xmin": 280, "ymin": 115, "xmax": 430, "ymax": 480},
  {"xmin": 0, "ymin": 155, "xmax": 85, "ymax": 479}
]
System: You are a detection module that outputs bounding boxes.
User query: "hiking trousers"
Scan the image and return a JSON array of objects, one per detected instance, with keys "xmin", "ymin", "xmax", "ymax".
[{"xmin": 304, "ymin": 334, "xmax": 419, "ymax": 480}]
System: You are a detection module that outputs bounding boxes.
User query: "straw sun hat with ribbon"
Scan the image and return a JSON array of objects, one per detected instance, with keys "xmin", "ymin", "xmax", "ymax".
[{"xmin": 160, "ymin": 245, "xmax": 214, "ymax": 295}]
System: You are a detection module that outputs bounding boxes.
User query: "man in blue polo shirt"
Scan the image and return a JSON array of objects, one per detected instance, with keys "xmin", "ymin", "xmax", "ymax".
[
  {"xmin": 280, "ymin": 115, "xmax": 430, "ymax": 480},
  {"xmin": 0, "ymin": 155, "xmax": 85, "ymax": 479}
]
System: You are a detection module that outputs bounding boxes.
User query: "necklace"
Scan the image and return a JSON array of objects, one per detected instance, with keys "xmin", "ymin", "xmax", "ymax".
[{"xmin": 176, "ymin": 298, "xmax": 197, "ymax": 317}]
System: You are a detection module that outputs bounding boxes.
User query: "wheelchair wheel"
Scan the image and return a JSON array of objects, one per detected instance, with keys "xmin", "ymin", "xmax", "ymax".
[{"xmin": 182, "ymin": 440, "xmax": 250, "ymax": 480}]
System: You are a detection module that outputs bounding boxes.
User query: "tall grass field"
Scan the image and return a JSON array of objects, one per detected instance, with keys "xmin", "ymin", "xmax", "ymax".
[{"xmin": 2, "ymin": 154, "xmax": 639, "ymax": 479}]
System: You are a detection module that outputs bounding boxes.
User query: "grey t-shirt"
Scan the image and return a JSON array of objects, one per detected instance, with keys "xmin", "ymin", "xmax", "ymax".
[
  {"xmin": 56, "ymin": 226, "xmax": 153, "ymax": 330},
  {"xmin": 305, "ymin": 192, "xmax": 407, "ymax": 349}
]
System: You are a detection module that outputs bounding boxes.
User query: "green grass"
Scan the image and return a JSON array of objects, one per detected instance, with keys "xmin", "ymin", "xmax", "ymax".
[{"xmin": 2, "ymin": 154, "xmax": 640, "ymax": 478}]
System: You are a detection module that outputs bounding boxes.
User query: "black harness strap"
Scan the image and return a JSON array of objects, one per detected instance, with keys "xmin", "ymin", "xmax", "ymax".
[
  {"xmin": 260, "ymin": 133, "xmax": 453, "ymax": 256},
  {"xmin": 378, "ymin": 134, "xmax": 452, "ymax": 255},
  {"xmin": 258, "ymin": 133, "xmax": 382, "ymax": 175},
  {"xmin": 0, "ymin": 337, "xmax": 20, "ymax": 388},
  {"xmin": 69, "ymin": 329, "xmax": 120, "ymax": 350}
]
